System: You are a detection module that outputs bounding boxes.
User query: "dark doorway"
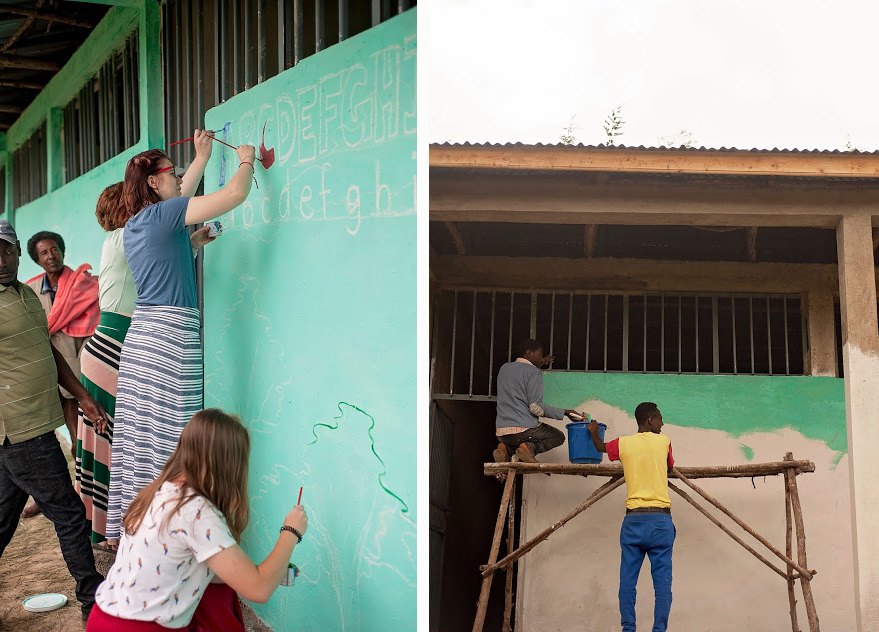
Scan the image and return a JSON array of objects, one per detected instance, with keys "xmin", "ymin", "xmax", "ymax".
[{"xmin": 431, "ymin": 399, "xmax": 517, "ymax": 632}]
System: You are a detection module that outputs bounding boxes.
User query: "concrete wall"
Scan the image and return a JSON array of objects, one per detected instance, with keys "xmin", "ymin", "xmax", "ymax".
[{"xmin": 516, "ymin": 373, "xmax": 854, "ymax": 631}]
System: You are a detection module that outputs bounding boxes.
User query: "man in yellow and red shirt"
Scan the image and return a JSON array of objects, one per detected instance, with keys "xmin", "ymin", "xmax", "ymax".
[{"xmin": 589, "ymin": 402, "xmax": 675, "ymax": 632}]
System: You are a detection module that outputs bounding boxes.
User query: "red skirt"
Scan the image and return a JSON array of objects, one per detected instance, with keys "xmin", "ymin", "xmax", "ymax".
[{"xmin": 86, "ymin": 583, "xmax": 245, "ymax": 632}]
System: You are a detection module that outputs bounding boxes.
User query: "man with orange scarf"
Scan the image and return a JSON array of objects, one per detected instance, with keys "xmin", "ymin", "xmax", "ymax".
[{"xmin": 23, "ymin": 231, "xmax": 99, "ymax": 519}]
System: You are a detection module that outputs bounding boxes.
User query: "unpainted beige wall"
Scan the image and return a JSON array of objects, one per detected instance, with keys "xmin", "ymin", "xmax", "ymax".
[{"xmin": 516, "ymin": 402, "xmax": 855, "ymax": 631}]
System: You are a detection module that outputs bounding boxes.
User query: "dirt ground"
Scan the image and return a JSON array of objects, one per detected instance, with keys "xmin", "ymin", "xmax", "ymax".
[{"xmin": 0, "ymin": 433, "xmax": 272, "ymax": 632}]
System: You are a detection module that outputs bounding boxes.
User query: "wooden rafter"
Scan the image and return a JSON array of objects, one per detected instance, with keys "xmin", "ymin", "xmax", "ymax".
[
  {"xmin": 0, "ymin": 80, "xmax": 44, "ymax": 90},
  {"xmin": 444, "ymin": 221, "xmax": 467, "ymax": 255},
  {"xmin": 0, "ymin": 6, "xmax": 96, "ymax": 29},
  {"xmin": 0, "ymin": 0, "xmax": 46, "ymax": 54},
  {"xmin": 0, "ymin": 53, "xmax": 60, "ymax": 71},
  {"xmin": 0, "ymin": 105, "xmax": 23, "ymax": 114},
  {"xmin": 583, "ymin": 224, "xmax": 597, "ymax": 257},
  {"xmin": 748, "ymin": 226, "xmax": 758, "ymax": 262},
  {"xmin": 431, "ymin": 144, "xmax": 879, "ymax": 179}
]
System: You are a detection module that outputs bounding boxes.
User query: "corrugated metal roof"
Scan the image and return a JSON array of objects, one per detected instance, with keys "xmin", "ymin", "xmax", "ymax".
[{"xmin": 431, "ymin": 141, "xmax": 879, "ymax": 155}]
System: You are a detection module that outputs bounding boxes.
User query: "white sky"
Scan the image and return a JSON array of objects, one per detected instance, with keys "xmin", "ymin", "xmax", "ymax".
[{"xmin": 429, "ymin": 0, "xmax": 879, "ymax": 150}]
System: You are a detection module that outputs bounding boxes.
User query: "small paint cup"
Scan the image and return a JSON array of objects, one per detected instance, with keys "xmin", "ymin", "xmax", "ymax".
[
  {"xmin": 280, "ymin": 563, "xmax": 299, "ymax": 587},
  {"xmin": 206, "ymin": 221, "xmax": 222, "ymax": 238}
]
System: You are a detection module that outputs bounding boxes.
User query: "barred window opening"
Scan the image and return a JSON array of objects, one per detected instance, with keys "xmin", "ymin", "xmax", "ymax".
[
  {"xmin": 162, "ymin": 0, "xmax": 416, "ymax": 171},
  {"xmin": 433, "ymin": 289, "xmax": 807, "ymax": 399},
  {"xmin": 63, "ymin": 31, "xmax": 140, "ymax": 183},
  {"xmin": 11, "ymin": 124, "xmax": 47, "ymax": 207}
]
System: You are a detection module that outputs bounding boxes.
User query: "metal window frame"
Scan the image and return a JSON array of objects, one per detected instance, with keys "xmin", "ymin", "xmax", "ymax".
[
  {"xmin": 11, "ymin": 124, "xmax": 47, "ymax": 207},
  {"xmin": 62, "ymin": 31, "xmax": 140, "ymax": 184},
  {"xmin": 433, "ymin": 287, "xmax": 808, "ymax": 400}
]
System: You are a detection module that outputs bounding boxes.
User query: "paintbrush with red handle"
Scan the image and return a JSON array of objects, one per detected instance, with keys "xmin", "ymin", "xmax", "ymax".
[
  {"xmin": 168, "ymin": 130, "xmax": 223, "ymax": 147},
  {"xmin": 170, "ymin": 126, "xmax": 274, "ymax": 168}
]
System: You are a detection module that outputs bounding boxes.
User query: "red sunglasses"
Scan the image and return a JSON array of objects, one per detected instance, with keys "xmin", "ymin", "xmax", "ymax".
[{"xmin": 155, "ymin": 165, "xmax": 184, "ymax": 176}]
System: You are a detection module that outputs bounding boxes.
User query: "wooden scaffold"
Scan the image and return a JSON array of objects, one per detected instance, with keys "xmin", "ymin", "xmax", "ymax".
[{"xmin": 473, "ymin": 452, "xmax": 819, "ymax": 632}]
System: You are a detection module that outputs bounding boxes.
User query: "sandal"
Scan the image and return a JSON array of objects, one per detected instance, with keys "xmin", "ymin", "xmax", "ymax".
[{"xmin": 93, "ymin": 541, "xmax": 118, "ymax": 553}]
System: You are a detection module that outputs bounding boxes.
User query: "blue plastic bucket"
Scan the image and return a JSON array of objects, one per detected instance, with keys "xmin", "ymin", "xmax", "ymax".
[{"xmin": 566, "ymin": 420, "xmax": 606, "ymax": 464}]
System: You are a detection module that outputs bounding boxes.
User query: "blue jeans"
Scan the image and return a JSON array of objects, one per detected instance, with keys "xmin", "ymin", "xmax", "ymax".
[
  {"xmin": 0, "ymin": 431, "xmax": 103, "ymax": 616},
  {"xmin": 619, "ymin": 513, "xmax": 675, "ymax": 632}
]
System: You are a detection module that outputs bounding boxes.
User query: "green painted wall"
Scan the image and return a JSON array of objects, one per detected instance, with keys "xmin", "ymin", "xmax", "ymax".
[
  {"xmin": 202, "ymin": 10, "xmax": 416, "ymax": 631},
  {"xmin": 543, "ymin": 372, "xmax": 847, "ymax": 456}
]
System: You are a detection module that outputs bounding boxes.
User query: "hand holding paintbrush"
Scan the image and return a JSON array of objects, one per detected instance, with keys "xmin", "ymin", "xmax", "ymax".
[{"xmin": 170, "ymin": 123, "xmax": 275, "ymax": 168}]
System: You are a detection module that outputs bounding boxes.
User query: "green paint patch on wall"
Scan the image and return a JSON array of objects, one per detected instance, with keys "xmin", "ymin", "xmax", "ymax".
[
  {"xmin": 202, "ymin": 10, "xmax": 416, "ymax": 632},
  {"xmin": 543, "ymin": 373, "xmax": 847, "ymax": 455},
  {"xmin": 738, "ymin": 443, "xmax": 755, "ymax": 461}
]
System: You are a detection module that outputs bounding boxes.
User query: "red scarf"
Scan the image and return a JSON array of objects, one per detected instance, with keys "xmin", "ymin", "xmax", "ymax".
[{"xmin": 27, "ymin": 264, "xmax": 99, "ymax": 337}]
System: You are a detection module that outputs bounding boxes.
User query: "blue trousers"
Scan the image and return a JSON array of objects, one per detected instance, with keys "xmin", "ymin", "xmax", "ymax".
[{"xmin": 619, "ymin": 513, "xmax": 675, "ymax": 632}]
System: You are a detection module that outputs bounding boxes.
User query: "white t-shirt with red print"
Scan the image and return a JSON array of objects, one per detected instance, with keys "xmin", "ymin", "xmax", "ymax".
[{"xmin": 95, "ymin": 482, "xmax": 237, "ymax": 627}]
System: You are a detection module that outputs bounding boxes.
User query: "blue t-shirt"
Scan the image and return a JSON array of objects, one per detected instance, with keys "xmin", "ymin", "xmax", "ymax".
[{"xmin": 123, "ymin": 197, "xmax": 197, "ymax": 308}]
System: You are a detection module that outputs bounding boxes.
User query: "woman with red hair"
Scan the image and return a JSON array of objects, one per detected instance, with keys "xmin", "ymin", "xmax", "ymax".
[{"xmin": 105, "ymin": 131, "xmax": 255, "ymax": 548}]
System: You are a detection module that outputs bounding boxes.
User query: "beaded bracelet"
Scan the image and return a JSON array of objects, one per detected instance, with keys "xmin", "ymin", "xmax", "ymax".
[
  {"xmin": 238, "ymin": 161, "xmax": 259, "ymax": 189},
  {"xmin": 280, "ymin": 525, "xmax": 303, "ymax": 543}
]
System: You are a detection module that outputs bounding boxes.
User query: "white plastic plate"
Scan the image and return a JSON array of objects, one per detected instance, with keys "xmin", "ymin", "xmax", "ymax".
[{"xmin": 22, "ymin": 593, "xmax": 68, "ymax": 613}]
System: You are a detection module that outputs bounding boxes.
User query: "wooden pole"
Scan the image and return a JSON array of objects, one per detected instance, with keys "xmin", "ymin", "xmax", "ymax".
[
  {"xmin": 472, "ymin": 464, "xmax": 518, "ymax": 632},
  {"xmin": 784, "ymin": 461, "xmax": 801, "ymax": 632},
  {"xmin": 481, "ymin": 476, "xmax": 625, "ymax": 577},
  {"xmin": 672, "ymin": 467, "xmax": 814, "ymax": 579},
  {"xmin": 502, "ymin": 476, "xmax": 517, "ymax": 632},
  {"xmin": 484, "ymin": 460, "xmax": 815, "ymax": 478},
  {"xmin": 668, "ymin": 482, "xmax": 791, "ymax": 580},
  {"xmin": 784, "ymin": 453, "xmax": 820, "ymax": 632}
]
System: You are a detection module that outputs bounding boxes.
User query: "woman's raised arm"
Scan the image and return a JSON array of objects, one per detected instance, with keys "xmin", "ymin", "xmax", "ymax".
[
  {"xmin": 184, "ymin": 144, "xmax": 256, "ymax": 225},
  {"xmin": 180, "ymin": 129, "xmax": 213, "ymax": 197}
]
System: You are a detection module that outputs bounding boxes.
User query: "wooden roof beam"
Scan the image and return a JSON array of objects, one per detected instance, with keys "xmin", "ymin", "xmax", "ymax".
[
  {"xmin": 0, "ymin": 80, "xmax": 44, "ymax": 90},
  {"xmin": 444, "ymin": 221, "xmax": 467, "ymax": 255},
  {"xmin": 430, "ymin": 144, "xmax": 879, "ymax": 179},
  {"xmin": 0, "ymin": 54, "xmax": 60, "ymax": 71},
  {"xmin": 0, "ymin": 6, "xmax": 97, "ymax": 29}
]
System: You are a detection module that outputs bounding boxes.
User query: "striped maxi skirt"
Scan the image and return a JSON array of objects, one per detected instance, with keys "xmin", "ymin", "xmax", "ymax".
[
  {"xmin": 105, "ymin": 305, "xmax": 202, "ymax": 541},
  {"xmin": 75, "ymin": 311, "xmax": 132, "ymax": 543}
]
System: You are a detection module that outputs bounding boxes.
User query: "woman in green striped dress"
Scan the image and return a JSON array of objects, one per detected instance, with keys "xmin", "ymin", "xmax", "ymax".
[{"xmin": 75, "ymin": 183, "xmax": 135, "ymax": 546}]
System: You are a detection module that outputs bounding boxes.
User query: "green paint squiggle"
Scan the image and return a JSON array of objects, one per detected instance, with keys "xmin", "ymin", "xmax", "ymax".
[{"xmin": 308, "ymin": 401, "xmax": 410, "ymax": 514}]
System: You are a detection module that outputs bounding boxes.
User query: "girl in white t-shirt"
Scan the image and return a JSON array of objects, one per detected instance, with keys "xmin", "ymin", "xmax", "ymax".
[{"xmin": 87, "ymin": 409, "xmax": 308, "ymax": 631}]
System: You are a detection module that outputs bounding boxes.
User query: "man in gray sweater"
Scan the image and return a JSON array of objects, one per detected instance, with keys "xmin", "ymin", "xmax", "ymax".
[{"xmin": 494, "ymin": 339, "xmax": 581, "ymax": 463}]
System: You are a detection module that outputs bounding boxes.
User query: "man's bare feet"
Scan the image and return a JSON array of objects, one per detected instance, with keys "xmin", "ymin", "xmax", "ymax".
[{"xmin": 21, "ymin": 502, "xmax": 41, "ymax": 519}]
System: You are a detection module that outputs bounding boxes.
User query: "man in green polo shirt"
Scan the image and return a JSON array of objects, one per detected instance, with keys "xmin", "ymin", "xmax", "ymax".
[{"xmin": 0, "ymin": 219, "xmax": 109, "ymax": 623}]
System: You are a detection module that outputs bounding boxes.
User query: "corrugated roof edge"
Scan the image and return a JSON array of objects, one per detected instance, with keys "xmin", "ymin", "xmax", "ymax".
[{"xmin": 430, "ymin": 142, "xmax": 879, "ymax": 155}]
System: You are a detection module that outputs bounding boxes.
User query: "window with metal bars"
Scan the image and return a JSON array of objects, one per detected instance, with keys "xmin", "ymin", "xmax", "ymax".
[
  {"xmin": 11, "ymin": 124, "xmax": 47, "ymax": 207},
  {"xmin": 63, "ymin": 31, "xmax": 140, "ymax": 183},
  {"xmin": 432, "ymin": 289, "xmax": 808, "ymax": 399},
  {"xmin": 162, "ymin": 0, "xmax": 416, "ymax": 170}
]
